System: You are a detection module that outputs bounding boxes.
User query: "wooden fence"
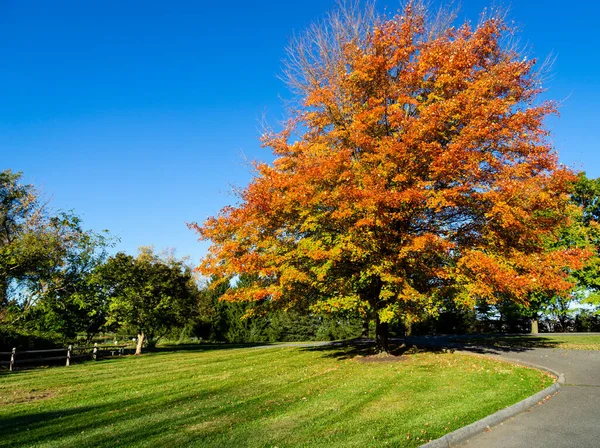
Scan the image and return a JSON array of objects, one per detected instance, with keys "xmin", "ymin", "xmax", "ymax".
[{"xmin": 0, "ymin": 343, "xmax": 135, "ymax": 371}]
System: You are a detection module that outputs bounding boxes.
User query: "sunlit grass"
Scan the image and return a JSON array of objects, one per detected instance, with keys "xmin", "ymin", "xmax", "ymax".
[{"xmin": 0, "ymin": 344, "xmax": 553, "ymax": 447}]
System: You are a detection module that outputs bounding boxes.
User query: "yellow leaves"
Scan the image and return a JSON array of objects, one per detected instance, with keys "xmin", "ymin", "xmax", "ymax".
[
  {"xmin": 379, "ymin": 306, "xmax": 396, "ymax": 323},
  {"xmin": 278, "ymin": 267, "xmax": 311, "ymax": 287},
  {"xmin": 310, "ymin": 294, "xmax": 364, "ymax": 315},
  {"xmin": 427, "ymin": 92, "xmax": 445, "ymax": 103},
  {"xmin": 377, "ymin": 284, "xmax": 436, "ymax": 323},
  {"xmin": 397, "ymin": 234, "xmax": 453, "ymax": 263},
  {"xmin": 241, "ymin": 308, "xmax": 259, "ymax": 320},
  {"xmin": 348, "ymin": 69, "xmax": 373, "ymax": 84},
  {"xmin": 485, "ymin": 200, "xmax": 513, "ymax": 224}
]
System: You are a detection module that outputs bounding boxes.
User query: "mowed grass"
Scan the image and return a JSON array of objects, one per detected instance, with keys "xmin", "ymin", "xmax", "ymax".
[
  {"xmin": 0, "ymin": 344, "xmax": 553, "ymax": 448},
  {"xmin": 452, "ymin": 334, "xmax": 600, "ymax": 351}
]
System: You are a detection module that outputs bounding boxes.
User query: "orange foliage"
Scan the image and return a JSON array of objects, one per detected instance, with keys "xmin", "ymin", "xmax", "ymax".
[{"xmin": 190, "ymin": 2, "xmax": 585, "ymax": 329}]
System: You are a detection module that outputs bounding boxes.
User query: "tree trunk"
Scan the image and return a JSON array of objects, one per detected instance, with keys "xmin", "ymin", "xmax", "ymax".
[
  {"xmin": 0, "ymin": 278, "xmax": 7, "ymax": 304},
  {"xmin": 530, "ymin": 318, "xmax": 539, "ymax": 335},
  {"xmin": 361, "ymin": 317, "xmax": 370, "ymax": 338},
  {"xmin": 375, "ymin": 314, "xmax": 389, "ymax": 354},
  {"xmin": 0, "ymin": 278, "xmax": 8, "ymax": 321},
  {"xmin": 558, "ymin": 314, "xmax": 568, "ymax": 332},
  {"xmin": 135, "ymin": 332, "xmax": 145, "ymax": 355},
  {"xmin": 366, "ymin": 277, "xmax": 387, "ymax": 353},
  {"xmin": 404, "ymin": 319, "xmax": 412, "ymax": 336}
]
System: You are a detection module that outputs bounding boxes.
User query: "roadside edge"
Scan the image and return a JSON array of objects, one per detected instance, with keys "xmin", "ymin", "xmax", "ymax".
[{"xmin": 420, "ymin": 351, "xmax": 565, "ymax": 448}]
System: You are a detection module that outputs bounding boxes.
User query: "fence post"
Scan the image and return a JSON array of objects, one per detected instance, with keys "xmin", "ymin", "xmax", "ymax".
[
  {"xmin": 66, "ymin": 345, "xmax": 72, "ymax": 367},
  {"xmin": 9, "ymin": 347, "xmax": 15, "ymax": 371},
  {"xmin": 93, "ymin": 343, "xmax": 98, "ymax": 361}
]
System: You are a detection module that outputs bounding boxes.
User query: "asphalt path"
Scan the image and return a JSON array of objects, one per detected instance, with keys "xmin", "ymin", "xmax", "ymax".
[{"xmin": 408, "ymin": 336, "xmax": 600, "ymax": 448}]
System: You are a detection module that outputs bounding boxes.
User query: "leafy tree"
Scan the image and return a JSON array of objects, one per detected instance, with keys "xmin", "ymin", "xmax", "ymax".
[
  {"xmin": 36, "ymin": 225, "xmax": 113, "ymax": 343},
  {"xmin": 190, "ymin": 276, "xmax": 230, "ymax": 341},
  {"xmin": 193, "ymin": 275, "xmax": 362, "ymax": 343},
  {"xmin": 521, "ymin": 174, "xmax": 600, "ymax": 332},
  {"xmin": 1, "ymin": 169, "xmax": 43, "ymax": 320},
  {"xmin": 572, "ymin": 173, "xmax": 600, "ymax": 225},
  {"xmin": 0, "ymin": 170, "xmax": 112, "ymax": 347},
  {"xmin": 570, "ymin": 173, "xmax": 600, "ymax": 312},
  {"xmin": 97, "ymin": 248, "xmax": 199, "ymax": 354},
  {"xmin": 191, "ymin": 2, "xmax": 585, "ymax": 352},
  {"xmin": 574, "ymin": 309, "xmax": 600, "ymax": 332},
  {"xmin": 470, "ymin": 174, "xmax": 600, "ymax": 334}
]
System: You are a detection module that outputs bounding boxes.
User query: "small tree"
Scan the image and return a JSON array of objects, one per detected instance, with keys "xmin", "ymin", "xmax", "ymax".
[
  {"xmin": 27, "ymin": 222, "xmax": 113, "ymax": 343},
  {"xmin": 191, "ymin": 2, "xmax": 585, "ymax": 352},
  {"xmin": 97, "ymin": 248, "xmax": 198, "ymax": 354}
]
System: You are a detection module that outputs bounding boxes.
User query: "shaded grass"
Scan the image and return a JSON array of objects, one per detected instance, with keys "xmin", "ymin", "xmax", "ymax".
[
  {"xmin": 0, "ymin": 344, "xmax": 553, "ymax": 447},
  {"xmin": 450, "ymin": 334, "xmax": 600, "ymax": 351}
]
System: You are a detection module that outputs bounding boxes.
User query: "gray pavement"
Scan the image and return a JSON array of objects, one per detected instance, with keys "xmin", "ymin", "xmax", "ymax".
[{"xmin": 438, "ymin": 344, "xmax": 600, "ymax": 448}]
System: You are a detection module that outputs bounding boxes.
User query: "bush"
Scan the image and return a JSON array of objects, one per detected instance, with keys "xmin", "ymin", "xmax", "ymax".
[{"xmin": 574, "ymin": 311, "xmax": 600, "ymax": 332}]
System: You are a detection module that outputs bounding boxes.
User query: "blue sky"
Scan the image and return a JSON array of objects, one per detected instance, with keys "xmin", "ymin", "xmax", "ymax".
[{"xmin": 2, "ymin": 0, "xmax": 599, "ymax": 264}]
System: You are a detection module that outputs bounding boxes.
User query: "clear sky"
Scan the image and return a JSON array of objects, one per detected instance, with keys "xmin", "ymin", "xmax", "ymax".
[{"xmin": 2, "ymin": 0, "xmax": 599, "ymax": 265}]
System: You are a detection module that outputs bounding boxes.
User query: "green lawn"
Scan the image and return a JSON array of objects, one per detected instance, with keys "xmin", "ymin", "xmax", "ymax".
[
  {"xmin": 451, "ymin": 334, "xmax": 600, "ymax": 351},
  {"xmin": 0, "ymin": 344, "xmax": 553, "ymax": 448}
]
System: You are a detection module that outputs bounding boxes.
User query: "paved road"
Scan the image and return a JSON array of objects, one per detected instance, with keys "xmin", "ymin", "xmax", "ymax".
[{"xmin": 418, "ymin": 341, "xmax": 600, "ymax": 448}]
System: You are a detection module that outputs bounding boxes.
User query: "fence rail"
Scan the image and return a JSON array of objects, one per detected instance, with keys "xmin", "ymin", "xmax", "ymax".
[
  {"xmin": 1, "ymin": 343, "xmax": 136, "ymax": 371},
  {"xmin": 17, "ymin": 348, "xmax": 67, "ymax": 354}
]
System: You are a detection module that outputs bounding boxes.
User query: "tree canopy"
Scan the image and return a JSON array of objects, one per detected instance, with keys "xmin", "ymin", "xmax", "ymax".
[
  {"xmin": 193, "ymin": 2, "xmax": 586, "ymax": 351},
  {"xmin": 569, "ymin": 173, "xmax": 600, "ymax": 311},
  {"xmin": 96, "ymin": 247, "xmax": 199, "ymax": 354},
  {"xmin": 0, "ymin": 169, "xmax": 111, "ymax": 345}
]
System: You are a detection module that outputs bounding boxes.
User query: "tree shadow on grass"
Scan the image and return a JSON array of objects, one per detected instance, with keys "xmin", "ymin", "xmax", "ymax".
[
  {"xmin": 0, "ymin": 386, "xmax": 234, "ymax": 447},
  {"xmin": 300, "ymin": 334, "xmax": 565, "ymax": 361},
  {"xmin": 301, "ymin": 339, "xmax": 447, "ymax": 361},
  {"xmin": 449, "ymin": 335, "xmax": 562, "ymax": 350},
  {"xmin": 405, "ymin": 334, "xmax": 562, "ymax": 355}
]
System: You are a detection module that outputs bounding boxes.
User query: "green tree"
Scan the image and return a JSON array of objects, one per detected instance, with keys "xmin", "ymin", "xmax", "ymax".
[
  {"xmin": 570, "ymin": 173, "xmax": 600, "ymax": 312},
  {"xmin": 0, "ymin": 170, "xmax": 112, "ymax": 347},
  {"xmin": 97, "ymin": 248, "xmax": 199, "ymax": 354},
  {"xmin": 36, "ymin": 223, "xmax": 113, "ymax": 343},
  {"xmin": 506, "ymin": 173, "xmax": 600, "ymax": 333},
  {"xmin": 0, "ymin": 169, "xmax": 42, "ymax": 317},
  {"xmin": 194, "ymin": 275, "xmax": 363, "ymax": 343}
]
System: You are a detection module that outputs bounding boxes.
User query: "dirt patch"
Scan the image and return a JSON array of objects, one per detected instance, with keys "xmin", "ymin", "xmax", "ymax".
[
  {"xmin": 352, "ymin": 343, "xmax": 440, "ymax": 362},
  {"xmin": 0, "ymin": 388, "xmax": 56, "ymax": 405}
]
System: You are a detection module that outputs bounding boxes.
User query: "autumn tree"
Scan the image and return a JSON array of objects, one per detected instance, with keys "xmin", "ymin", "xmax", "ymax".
[{"xmin": 191, "ymin": 2, "xmax": 586, "ymax": 352}]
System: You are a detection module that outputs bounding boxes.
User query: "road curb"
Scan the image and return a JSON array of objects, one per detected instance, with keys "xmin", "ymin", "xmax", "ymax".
[{"xmin": 419, "ymin": 350, "xmax": 565, "ymax": 448}]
